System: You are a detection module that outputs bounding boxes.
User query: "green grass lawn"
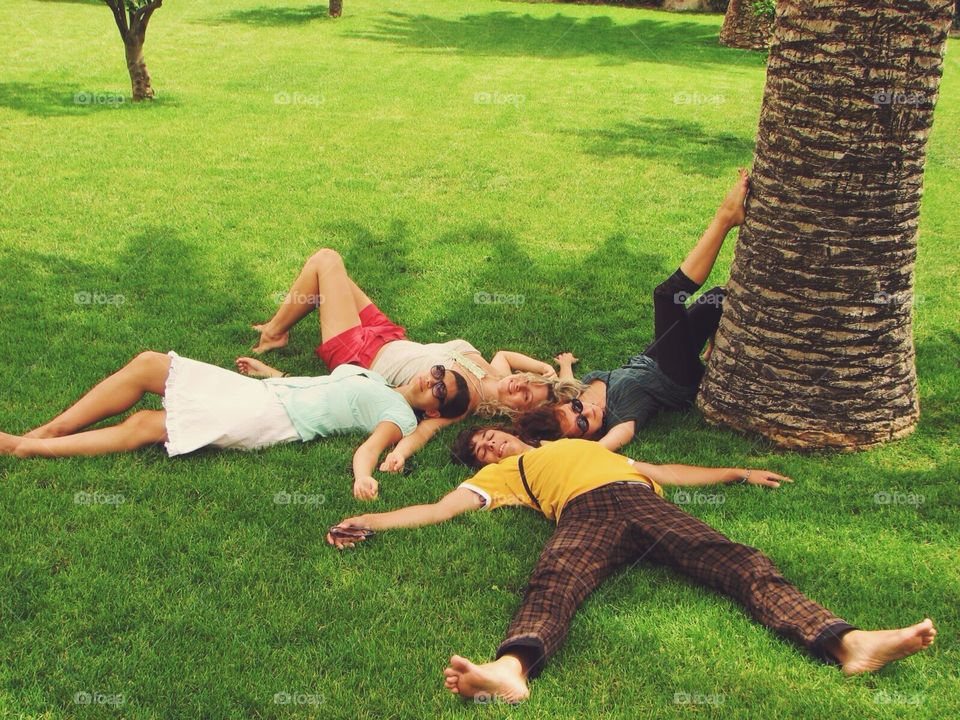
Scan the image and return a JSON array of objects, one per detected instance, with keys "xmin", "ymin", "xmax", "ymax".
[{"xmin": 1, "ymin": 0, "xmax": 958, "ymax": 718}]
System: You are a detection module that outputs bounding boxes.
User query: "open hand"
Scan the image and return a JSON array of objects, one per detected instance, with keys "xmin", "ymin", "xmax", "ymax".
[
  {"xmin": 379, "ymin": 451, "xmax": 405, "ymax": 474},
  {"xmin": 353, "ymin": 476, "xmax": 379, "ymax": 501},
  {"xmin": 744, "ymin": 469, "xmax": 793, "ymax": 488},
  {"xmin": 554, "ymin": 352, "xmax": 578, "ymax": 367},
  {"xmin": 235, "ymin": 356, "xmax": 278, "ymax": 378}
]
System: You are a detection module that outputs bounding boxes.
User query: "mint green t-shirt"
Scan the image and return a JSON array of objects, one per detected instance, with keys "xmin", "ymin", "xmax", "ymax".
[{"xmin": 263, "ymin": 365, "xmax": 417, "ymax": 441}]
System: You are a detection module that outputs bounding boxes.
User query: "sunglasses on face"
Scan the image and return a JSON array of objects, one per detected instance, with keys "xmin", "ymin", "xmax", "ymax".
[
  {"xmin": 430, "ymin": 364, "xmax": 448, "ymax": 405},
  {"xmin": 569, "ymin": 398, "xmax": 589, "ymax": 436}
]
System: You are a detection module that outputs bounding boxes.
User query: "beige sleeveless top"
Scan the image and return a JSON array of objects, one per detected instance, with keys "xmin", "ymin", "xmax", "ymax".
[{"xmin": 370, "ymin": 339, "xmax": 484, "ymax": 386}]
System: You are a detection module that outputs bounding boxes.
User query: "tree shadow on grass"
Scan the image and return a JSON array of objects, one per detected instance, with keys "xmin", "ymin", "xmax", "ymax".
[
  {"xmin": 207, "ymin": 5, "xmax": 331, "ymax": 27},
  {"xmin": 0, "ymin": 227, "xmax": 270, "ymax": 415},
  {"xmin": 351, "ymin": 10, "xmax": 759, "ymax": 67},
  {"xmin": 414, "ymin": 224, "xmax": 673, "ymax": 371},
  {"xmin": 571, "ymin": 117, "xmax": 755, "ymax": 176},
  {"xmin": 0, "ymin": 82, "xmax": 178, "ymax": 118}
]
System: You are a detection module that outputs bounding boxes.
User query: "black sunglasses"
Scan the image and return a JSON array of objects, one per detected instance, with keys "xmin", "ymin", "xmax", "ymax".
[
  {"xmin": 430, "ymin": 364, "xmax": 448, "ymax": 405},
  {"xmin": 569, "ymin": 398, "xmax": 589, "ymax": 436}
]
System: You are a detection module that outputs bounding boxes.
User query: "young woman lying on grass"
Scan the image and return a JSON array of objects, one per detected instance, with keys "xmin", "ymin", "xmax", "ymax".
[
  {"xmin": 515, "ymin": 170, "xmax": 748, "ymax": 452},
  {"xmin": 327, "ymin": 429, "xmax": 937, "ymax": 703},
  {"xmin": 0, "ymin": 351, "xmax": 469, "ymax": 500},
  {"xmin": 250, "ymin": 247, "xmax": 581, "ymax": 472}
]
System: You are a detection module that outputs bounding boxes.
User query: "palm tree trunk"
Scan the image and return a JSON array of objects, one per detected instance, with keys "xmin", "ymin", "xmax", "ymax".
[
  {"xmin": 719, "ymin": 0, "xmax": 773, "ymax": 50},
  {"xmin": 697, "ymin": 0, "xmax": 954, "ymax": 451}
]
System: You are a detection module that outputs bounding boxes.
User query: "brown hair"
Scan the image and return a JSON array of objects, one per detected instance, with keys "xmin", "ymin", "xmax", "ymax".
[
  {"xmin": 449, "ymin": 424, "xmax": 543, "ymax": 470},
  {"xmin": 513, "ymin": 405, "xmax": 565, "ymax": 443}
]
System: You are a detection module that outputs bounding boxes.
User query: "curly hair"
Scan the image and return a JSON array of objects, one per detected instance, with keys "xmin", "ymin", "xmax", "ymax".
[{"xmin": 475, "ymin": 373, "xmax": 586, "ymax": 419}]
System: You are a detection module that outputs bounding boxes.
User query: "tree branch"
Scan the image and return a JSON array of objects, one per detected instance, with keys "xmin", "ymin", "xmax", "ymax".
[
  {"xmin": 103, "ymin": 0, "xmax": 129, "ymax": 39},
  {"xmin": 130, "ymin": 0, "xmax": 163, "ymax": 41}
]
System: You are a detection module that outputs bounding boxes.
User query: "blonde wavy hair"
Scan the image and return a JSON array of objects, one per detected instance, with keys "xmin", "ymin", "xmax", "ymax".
[{"xmin": 475, "ymin": 372, "xmax": 586, "ymax": 419}]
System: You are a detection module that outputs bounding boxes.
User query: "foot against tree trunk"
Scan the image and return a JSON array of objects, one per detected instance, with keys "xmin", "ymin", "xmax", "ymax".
[{"xmin": 698, "ymin": 0, "xmax": 955, "ymax": 450}]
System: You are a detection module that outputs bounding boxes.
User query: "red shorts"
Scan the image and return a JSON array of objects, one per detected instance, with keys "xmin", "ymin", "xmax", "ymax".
[{"xmin": 315, "ymin": 303, "xmax": 407, "ymax": 371}]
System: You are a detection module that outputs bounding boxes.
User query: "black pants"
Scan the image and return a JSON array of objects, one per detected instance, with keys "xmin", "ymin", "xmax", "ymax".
[{"xmin": 643, "ymin": 269, "xmax": 725, "ymax": 388}]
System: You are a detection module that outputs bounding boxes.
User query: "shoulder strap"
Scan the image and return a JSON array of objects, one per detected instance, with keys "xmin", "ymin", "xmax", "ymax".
[{"xmin": 517, "ymin": 455, "xmax": 541, "ymax": 510}]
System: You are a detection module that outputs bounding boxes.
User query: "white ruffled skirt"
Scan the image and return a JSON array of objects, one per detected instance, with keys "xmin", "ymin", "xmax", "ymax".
[{"xmin": 162, "ymin": 352, "xmax": 300, "ymax": 457}]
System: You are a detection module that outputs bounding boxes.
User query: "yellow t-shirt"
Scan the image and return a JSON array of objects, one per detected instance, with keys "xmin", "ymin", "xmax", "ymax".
[{"xmin": 459, "ymin": 438, "xmax": 664, "ymax": 522}]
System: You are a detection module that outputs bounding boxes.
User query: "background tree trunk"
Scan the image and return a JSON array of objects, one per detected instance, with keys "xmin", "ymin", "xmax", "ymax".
[
  {"xmin": 719, "ymin": 0, "xmax": 773, "ymax": 50},
  {"xmin": 697, "ymin": 0, "xmax": 954, "ymax": 451},
  {"xmin": 329, "ymin": 0, "xmax": 343, "ymax": 17},
  {"xmin": 125, "ymin": 40, "xmax": 154, "ymax": 101}
]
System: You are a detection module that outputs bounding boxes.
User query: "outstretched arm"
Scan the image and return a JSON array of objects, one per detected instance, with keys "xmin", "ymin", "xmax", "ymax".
[
  {"xmin": 628, "ymin": 459, "xmax": 791, "ymax": 488},
  {"xmin": 596, "ymin": 420, "xmax": 635, "ymax": 452},
  {"xmin": 327, "ymin": 487, "xmax": 484, "ymax": 549},
  {"xmin": 352, "ymin": 421, "xmax": 403, "ymax": 500},
  {"xmin": 380, "ymin": 416, "xmax": 458, "ymax": 473},
  {"xmin": 490, "ymin": 351, "xmax": 557, "ymax": 379}
]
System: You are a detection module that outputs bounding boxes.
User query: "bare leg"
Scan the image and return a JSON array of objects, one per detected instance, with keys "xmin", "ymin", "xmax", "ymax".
[
  {"xmin": 679, "ymin": 168, "xmax": 749, "ymax": 285},
  {"xmin": 252, "ymin": 249, "xmax": 374, "ymax": 353},
  {"xmin": 24, "ymin": 351, "xmax": 170, "ymax": 439},
  {"xmin": 3, "ymin": 410, "xmax": 167, "ymax": 458},
  {"xmin": 442, "ymin": 654, "xmax": 530, "ymax": 704},
  {"xmin": 828, "ymin": 619, "xmax": 937, "ymax": 676}
]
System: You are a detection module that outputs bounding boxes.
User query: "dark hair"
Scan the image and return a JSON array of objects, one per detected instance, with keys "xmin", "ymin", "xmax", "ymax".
[
  {"xmin": 513, "ymin": 405, "xmax": 565, "ymax": 442},
  {"xmin": 450, "ymin": 425, "xmax": 507, "ymax": 470},
  {"xmin": 438, "ymin": 370, "xmax": 470, "ymax": 419},
  {"xmin": 449, "ymin": 423, "xmax": 544, "ymax": 469}
]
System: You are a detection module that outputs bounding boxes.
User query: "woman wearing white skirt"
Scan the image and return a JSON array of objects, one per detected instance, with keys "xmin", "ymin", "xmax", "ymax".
[{"xmin": 1, "ymin": 351, "xmax": 470, "ymax": 500}]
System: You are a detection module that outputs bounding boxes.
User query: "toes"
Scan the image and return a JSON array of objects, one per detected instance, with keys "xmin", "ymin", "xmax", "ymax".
[{"xmin": 449, "ymin": 655, "xmax": 472, "ymax": 672}]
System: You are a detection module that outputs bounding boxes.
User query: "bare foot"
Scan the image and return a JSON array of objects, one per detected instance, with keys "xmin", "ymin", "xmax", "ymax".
[
  {"xmin": 0, "ymin": 431, "xmax": 23, "ymax": 456},
  {"xmin": 835, "ymin": 619, "xmax": 936, "ymax": 676},
  {"xmin": 716, "ymin": 167, "xmax": 750, "ymax": 228},
  {"xmin": 251, "ymin": 323, "xmax": 289, "ymax": 353},
  {"xmin": 443, "ymin": 655, "xmax": 530, "ymax": 704}
]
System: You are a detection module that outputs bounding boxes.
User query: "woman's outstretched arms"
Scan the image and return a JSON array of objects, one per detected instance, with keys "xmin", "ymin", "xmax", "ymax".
[
  {"xmin": 628, "ymin": 459, "xmax": 792, "ymax": 488},
  {"xmin": 352, "ymin": 421, "xmax": 404, "ymax": 500},
  {"xmin": 327, "ymin": 487, "xmax": 485, "ymax": 549}
]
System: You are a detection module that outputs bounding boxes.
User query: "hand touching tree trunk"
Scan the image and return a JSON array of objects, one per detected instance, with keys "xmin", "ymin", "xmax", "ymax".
[{"xmin": 698, "ymin": 0, "xmax": 955, "ymax": 450}]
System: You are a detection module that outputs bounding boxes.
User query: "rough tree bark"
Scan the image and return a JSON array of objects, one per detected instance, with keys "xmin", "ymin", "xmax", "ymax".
[
  {"xmin": 329, "ymin": 0, "xmax": 343, "ymax": 18},
  {"xmin": 697, "ymin": 0, "xmax": 955, "ymax": 451},
  {"xmin": 104, "ymin": 0, "xmax": 163, "ymax": 101},
  {"xmin": 719, "ymin": 0, "xmax": 773, "ymax": 50}
]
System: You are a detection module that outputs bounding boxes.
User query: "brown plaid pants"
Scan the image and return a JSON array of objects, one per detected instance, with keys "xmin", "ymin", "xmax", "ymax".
[{"xmin": 496, "ymin": 482, "xmax": 855, "ymax": 678}]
